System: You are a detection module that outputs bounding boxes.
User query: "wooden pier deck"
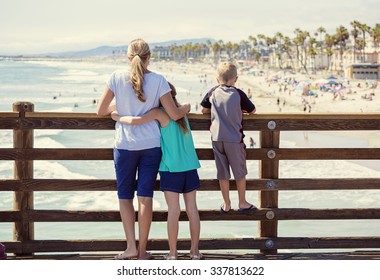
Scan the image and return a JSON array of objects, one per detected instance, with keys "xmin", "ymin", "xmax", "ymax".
[
  {"xmin": 5, "ymin": 250, "xmax": 380, "ymax": 260},
  {"xmin": 1, "ymin": 102, "xmax": 380, "ymax": 260}
]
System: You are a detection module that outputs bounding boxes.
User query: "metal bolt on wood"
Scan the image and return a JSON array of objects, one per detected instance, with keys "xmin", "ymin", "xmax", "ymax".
[
  {"xmin": 265, "ymin": 240, "xmax": 274, "ymax": 248},
  {"xmin": 266, "ymin": 211, "xmax": 275, "ymax": 220},
  {"xmin": 267, "ymin": 120, "xmax": 276, "ymax": 130},
  {"xmin": 266, "ymin": 180, "xmax": 276, "ymax": 189},
  {"xmin": 267, "ymin": 150, "xmax": 276, "ymax": 159}
]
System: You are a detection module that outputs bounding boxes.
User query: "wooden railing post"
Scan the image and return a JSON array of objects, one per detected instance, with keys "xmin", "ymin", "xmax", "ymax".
[
  {"xmin": 259, "ymin": 130, "xmax": 280, "ymax": 253},
  {"xmin": 13, "ymin": 102, "xmax": 34, "ymax": 255}
]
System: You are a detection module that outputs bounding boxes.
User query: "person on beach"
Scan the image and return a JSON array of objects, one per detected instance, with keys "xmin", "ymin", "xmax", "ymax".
[
  {"xmin": 111, "ymin": 83, "xmax": 202, "ymax": 260},
  {"xmin": 96, "ymin": 39, "xmax": 190, "ymax": 260},
  {"xmin": 200, "ymin": 62, "xmax": 257, "ymax": 214}
]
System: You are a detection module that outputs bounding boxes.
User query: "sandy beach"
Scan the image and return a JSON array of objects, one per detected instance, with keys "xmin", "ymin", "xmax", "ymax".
[
  {"xmin": 150, "ymin": 60, "xmax": 380, "ymax": 148},
  {"xmin": 152, "ymin": 60, "xmax": 379, "ymax": 114}
]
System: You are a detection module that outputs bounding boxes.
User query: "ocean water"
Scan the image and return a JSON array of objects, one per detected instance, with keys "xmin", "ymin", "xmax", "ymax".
[{"xmin": 1, "ymin": 59, "xmax": 379, "ymax": 250}]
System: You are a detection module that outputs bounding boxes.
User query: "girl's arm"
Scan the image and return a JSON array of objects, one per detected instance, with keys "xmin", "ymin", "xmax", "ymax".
[
  {"xmin": 112, "ymin": 108, "xmax": 170, "ymax": 127},
  {"xmin": 160, "ymin": 92, "xmax": 190, "ymax": 120},
  {"xmin": 96, "ymin": 86, "xmax": 115, "ymax": 116}
]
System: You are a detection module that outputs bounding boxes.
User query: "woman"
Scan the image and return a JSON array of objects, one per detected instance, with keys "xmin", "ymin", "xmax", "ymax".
[{"xmin": 97, "ymin": 39, "xmax": 190, "ymax": 260}]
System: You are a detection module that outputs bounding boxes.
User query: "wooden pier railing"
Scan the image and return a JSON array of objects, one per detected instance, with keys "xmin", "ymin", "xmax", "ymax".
[{"xmin": 1, "ymin": 101, "xmax": 380, "ymax": 256}]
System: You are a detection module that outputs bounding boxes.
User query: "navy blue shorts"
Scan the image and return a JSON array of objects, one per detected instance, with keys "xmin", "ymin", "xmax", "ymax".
[
  {"xmin": 159, "ymin": 169, "xmax": 200, "ymax": 193},
  {"xmin": 114, "ymin": 147, "xmax": 161, "ymax": 199}
]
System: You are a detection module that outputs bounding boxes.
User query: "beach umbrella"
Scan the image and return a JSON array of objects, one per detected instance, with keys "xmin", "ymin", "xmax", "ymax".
[
  {"xmin": 327, "ymin": 80, "xmax": 338, "ymax": 85},
  {"xmin": 327, "ymin": 75, "xmax": 338, "ymax": 80}
]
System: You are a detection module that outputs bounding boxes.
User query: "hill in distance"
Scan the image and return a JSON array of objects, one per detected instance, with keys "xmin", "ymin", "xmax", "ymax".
[{"xmin": 47, "ymin": 38, "xmax": 215, "ymax": 57}]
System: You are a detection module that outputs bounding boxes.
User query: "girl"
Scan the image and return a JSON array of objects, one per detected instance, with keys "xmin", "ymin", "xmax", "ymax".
[
  {"xmin": 111, "ymin": 83, "xmax": 202, "ymax": 260},
  {"xmin": 97, "ymin": 39, "xmax": 190, "ymax": 260}
]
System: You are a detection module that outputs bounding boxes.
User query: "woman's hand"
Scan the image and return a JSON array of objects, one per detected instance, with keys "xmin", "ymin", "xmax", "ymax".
[{"xmin": 111, "ymin": 110, "xmax": 120, "ymax": 122}]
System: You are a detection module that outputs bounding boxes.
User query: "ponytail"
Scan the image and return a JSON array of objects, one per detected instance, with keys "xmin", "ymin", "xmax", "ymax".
[{"xmin": 127, "ymin": 39, "xmax": 151, "ymax": 102}]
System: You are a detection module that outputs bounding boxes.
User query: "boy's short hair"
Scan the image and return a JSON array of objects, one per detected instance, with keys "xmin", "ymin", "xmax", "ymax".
[{"xmin": 217, "ymin": 62, "xmax": 237, "ymax": 83}]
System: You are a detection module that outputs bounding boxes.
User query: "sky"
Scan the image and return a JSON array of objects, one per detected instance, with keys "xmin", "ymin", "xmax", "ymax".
[{"xmin": 1, "ymin": 0, "xmax": 379, "ymax": 55}]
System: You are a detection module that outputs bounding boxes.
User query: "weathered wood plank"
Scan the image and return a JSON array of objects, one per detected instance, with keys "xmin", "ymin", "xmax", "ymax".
[
  {"xmin": 277, "ymin": 148, "xmax": 380, "ymax": 160},
  {"xmin": 0, "ymin": 149, "xmax": 23, "ymax": 160},
  {"xmin": 2, "ymin": 178, "xmax": 380, "ymax": 192},
  {"xmin": 0, "ymin": 211, "xmax": 22, "ymax": 222},
  {"xmin": 3, "ymin": 208, "xmax": 377, "ymax": 223},
  {"xmin": 0, "ymin": 117, "xmax": 19, "ymax": 129},
  {"xmin": 4, "ymin": 148, "xmax": 378, "ymax": 161},
  {"xmin": 4, "ymin": 237, "xmax": 380, "ymax": 254},
  {"xmin": 17, "ymin": 112, "xmax": 380, "ymax": 131},
  {"xmin": 259, "ymin": 130, "xmax": 279, "ymax": 253},
  {"xmin": 12, "ymin": 102, "xmax": 34, "ymax": 249},
  {"xmin": 6, "ymin": 250, "xmax": 380, "ymax": 260}
]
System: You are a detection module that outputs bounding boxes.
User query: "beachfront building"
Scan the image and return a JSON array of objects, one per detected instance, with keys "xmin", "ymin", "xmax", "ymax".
[
  {"xmin": 152, "ymin": 46, "xmax": 173, "ymax": 60},
  {"xmin": 344, "ymin": 63, "xmax": 380, "ymax": 80}
]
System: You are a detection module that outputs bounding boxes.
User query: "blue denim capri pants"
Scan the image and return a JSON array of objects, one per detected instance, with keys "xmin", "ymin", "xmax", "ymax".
[{"xmin": 114, "ymin": 147, "xmax": 161, "ymax": 199}]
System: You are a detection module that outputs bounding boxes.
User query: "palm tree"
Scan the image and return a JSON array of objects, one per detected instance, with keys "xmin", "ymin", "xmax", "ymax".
[
  {"xmin": 335, "ymin": 25, "xmax": 350, "ymax": 71},
  {"xmin": 308, "ymin": 36, "xmax": 318, "ymax": 72},
  {"xmin": 211, "ymin": 42, "xmax": 221, "ymax": 64},
  {"xmin": 358, "ymin": 22, "xmax": 371, "ymax": 62},
  {"xmin": 324, "ymin": 34, "xmax": 335, "ymax": 71},
  {"xmin": 293, "ymin": 28, "xmax": 310, "ymax": 74},
  {"xmin": 248, "ymin": 35, "xmax": 258, "ymax": 58},
  {"xmin": 315, "ymin": 27, "xmax": 326, "ymax": 55},
  {"xmin": 350, "ymin": 20, "xmax": 361, "ymax": 63},
  {"xmin": 280, "ymin": 36, "xmax": 295, "ymax": 70},
  {"xmin": 370, "ymin": 24, "xmax": 380, "ymax": 61}
]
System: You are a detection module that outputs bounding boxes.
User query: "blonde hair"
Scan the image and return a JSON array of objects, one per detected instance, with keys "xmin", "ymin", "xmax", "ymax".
[
  {"xmin": 216, "ymin": 62, "xmax": 237, "ymax": 84},
  {"xmin": 127, "ymin": 39, "xmax": 151, "ymax": 102},
  {"xmin": 168, "ymin": 82, "xmax": 189, "ymax": 134}
]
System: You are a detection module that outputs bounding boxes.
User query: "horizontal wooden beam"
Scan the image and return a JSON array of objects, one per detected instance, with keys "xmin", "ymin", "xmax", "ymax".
[
  {"xmin": 2, "ymin": 208, "xmax": 380, "ymax": 223},
  {"xmin": 2, "ymin": 178, "xmax": 380, "ymax": 192},
  {"xmin": 0, "ymin": 112, "xmax": 375, "ymax": 130},
  {"xmin": 1, "ymin": 148, "xmax": 380, "ymax": 160},
  {"xmin": 4, "ymin": 236, "xmax": 380, "ymax": 253}
]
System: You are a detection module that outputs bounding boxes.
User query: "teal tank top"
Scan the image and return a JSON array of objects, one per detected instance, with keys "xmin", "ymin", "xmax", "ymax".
[{"xmin": 159, "ymin": 118, "xmax": 201, "ymax": 172}]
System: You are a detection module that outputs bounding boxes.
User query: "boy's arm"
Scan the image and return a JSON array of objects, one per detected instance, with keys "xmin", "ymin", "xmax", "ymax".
[
  {"xmin": 237, "ymin": 88, "xmax": 256, "ymax": 114},
  {"xmin": 111, "ymin": 108, "xmax": 162, "ymax": 125},
  {"xmin": 200, "ymin": 91, "xmax": 212, "ymax": 114}
]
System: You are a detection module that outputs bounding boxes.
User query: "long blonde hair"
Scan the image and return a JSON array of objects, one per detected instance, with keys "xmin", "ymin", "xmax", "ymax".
[
  {"xmin": 168, "ymin": 82, "xmax": 189, "ymax": 134},
  {"xmin": 127, "ymin": 39, "xmax": 151, "ymax": 102}
]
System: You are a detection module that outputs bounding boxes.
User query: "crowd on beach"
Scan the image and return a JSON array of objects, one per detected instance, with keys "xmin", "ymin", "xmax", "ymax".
[{"xmin": 146, "ymin": 60, "xmax": 379, "ymax": 115}]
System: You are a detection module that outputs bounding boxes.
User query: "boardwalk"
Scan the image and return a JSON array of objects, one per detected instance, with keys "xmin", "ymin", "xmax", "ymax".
[
  {"xmin": 6, "ymin": 251, "xmax": 380, "ymax": 260},
  {"xmin": 1, "ymin": 102, "xmax": 380, "ymax": 259}
]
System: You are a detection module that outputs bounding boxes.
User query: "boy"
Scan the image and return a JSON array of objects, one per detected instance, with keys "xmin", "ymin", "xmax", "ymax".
[{"xmin": 200, "ymin": 62, "xmax": 256, "ymax": 213}]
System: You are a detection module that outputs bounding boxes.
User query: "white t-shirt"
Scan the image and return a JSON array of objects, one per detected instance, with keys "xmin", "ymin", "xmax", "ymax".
[{"xmin": 107, "ymin": 70, "xmax": 171, "ymax": 150}]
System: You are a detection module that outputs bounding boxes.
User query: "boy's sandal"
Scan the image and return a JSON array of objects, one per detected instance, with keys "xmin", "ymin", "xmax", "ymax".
[{"xmin": 220, "ymin": 204, "xmax": 231, "ymax": 214}]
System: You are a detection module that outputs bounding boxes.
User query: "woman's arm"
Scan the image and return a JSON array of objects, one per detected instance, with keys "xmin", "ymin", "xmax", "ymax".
[
  {"xmin": 96, "ymin": 86, "xmax": 115, "ymax": 116},
  {"xmin": 112, "ymin": 108, "xmax": 170, "ymax": 127},
  {"xmin": 201, "ymin": 107, "xmax": 211, "ymax": 114},
  {"xmin": 160, "ymin": 92, "xmax": 190, "ymax": 120}
]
